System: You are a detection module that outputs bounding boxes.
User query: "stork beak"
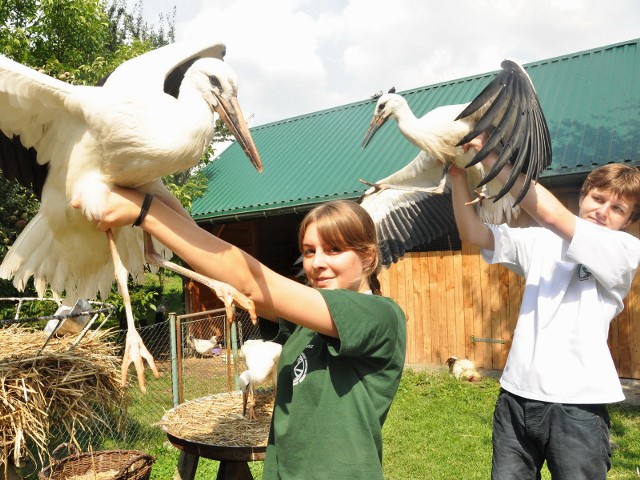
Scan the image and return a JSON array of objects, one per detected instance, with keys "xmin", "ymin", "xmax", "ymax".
[
  {"xmin": 215, "ymin": 96, "xmax": 263, "ymax": 173},
  {"xmin": 242, "ymin": 388, "xmax": 248, "ymax": 416},
  {"xmin": 361, "ymin": 113, "xmax": 387, "ymax": 149}
]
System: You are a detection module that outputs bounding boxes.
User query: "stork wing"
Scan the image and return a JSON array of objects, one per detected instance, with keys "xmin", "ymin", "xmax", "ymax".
[
  {"xmin": 455, "ymin": 59, "xmax": 552, "ymax": 204},
  {"xmin": 100, "ymin": 40, "xmax": 227, "ymax": 97},
  {"xmin": 0, "ymin": 55, "xmax": 76, "ymax": 195},
  {"xmin": 358, "ymin": 151, "xmax": 458, "ymax": 266}
]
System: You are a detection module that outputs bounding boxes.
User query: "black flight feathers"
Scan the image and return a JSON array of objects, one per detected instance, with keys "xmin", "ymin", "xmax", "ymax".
[{"xmin": 455, "ymin": 60, "xmax": 552, "ymax": 205}]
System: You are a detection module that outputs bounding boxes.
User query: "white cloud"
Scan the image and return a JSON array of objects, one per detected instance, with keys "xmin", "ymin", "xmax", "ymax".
[{"xmin": 145, "ymin": 0, "xmax": 640, "ymax": 126}]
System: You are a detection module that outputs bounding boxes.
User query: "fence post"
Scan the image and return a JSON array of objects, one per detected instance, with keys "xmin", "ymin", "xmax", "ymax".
[{"xmin": 169, "ymin": 312, "xmax": 180, "ymax": 407}]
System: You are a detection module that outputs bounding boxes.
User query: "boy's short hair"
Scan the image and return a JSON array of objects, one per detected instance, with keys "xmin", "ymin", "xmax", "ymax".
[{"xmin": 580, "ymin": 163, "xmax": 640, "ymax": 224}]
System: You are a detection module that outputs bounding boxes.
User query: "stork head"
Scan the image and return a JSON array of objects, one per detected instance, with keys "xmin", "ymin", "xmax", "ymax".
[
  {"xmin": 239, "ymin": 370, "xmax": 251, "ymax": 416},
  {"xmin": 361, "ymin": 93, "xmax": 407, "ymax": 149},
  {"xmin": 183, "ymin": 58, "xmax": 263, "ymax": 173}
]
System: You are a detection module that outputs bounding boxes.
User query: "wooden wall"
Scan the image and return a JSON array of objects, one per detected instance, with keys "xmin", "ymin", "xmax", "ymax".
[{"xmin": 379, "ymin": 222, "xmax": 640, "ymax": 379}]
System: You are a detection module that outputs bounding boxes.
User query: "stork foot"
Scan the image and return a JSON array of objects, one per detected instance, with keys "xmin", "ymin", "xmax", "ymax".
[
  {"xmin": 107, "ymin": 228, "xmax": 158, "ymax": 393},
  {"xmin": 143, "ymin": 232, "xmax": 257, "ymax": 324},
  {"xmin": 464, "ymin": 190, "xmax": 493, "ymax": 207}
]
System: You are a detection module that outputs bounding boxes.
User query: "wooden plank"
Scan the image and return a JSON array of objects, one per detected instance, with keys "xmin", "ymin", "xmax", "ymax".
[
  {"xmin": 437, "ymin": 252, "xmax": 449, "ymax": 365},
  {"xmin": 461, "ymin": 242, "xmax": 475, "ymax": 360},
  {"xmin": 428, "ymin": 252, "xmax": 442, "ymax": 364},
  {"xmin": 411, "ymin": 254, "xmax": 425, "ymax": 364},
  {"xmin": 626, "ymin": 272, "xmax": 640, "ymax": 378},
  {"xmin": 419, "ymin": 253, "xmax": 432, "ymax": 364},
  {"xmin": 453, "ymin": 251, "xmax": 465, "ymax": 360},
  {"xmin": 444, "ymin": 251, "xmax": 456, "ymax": 363},
  {"xmin": 402, "ymin": 256, "xmax": 415, "ymax": 363},
  {"xmin": 497, "ymin": 265, "xmax": 510, "ymax": 369}
]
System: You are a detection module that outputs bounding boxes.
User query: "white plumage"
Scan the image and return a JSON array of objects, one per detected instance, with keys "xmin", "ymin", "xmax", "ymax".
[
  {"xmin": 239, "ymin": 339, "xmax": 282, "ymax": 420},
  {"xmin": 359, "ymin": 60, "xmax": 551, "ymax": 266},
  {"xmin": 189, "ymin": 335, "xmax": 219, "ymax": 356},
  {"xmin": 446, "ymin": 356, "xmax": 482, "ymax": 382},
  {"xmin": 0, "ymin": 39, "xmax": 262, "ymax": 392}
]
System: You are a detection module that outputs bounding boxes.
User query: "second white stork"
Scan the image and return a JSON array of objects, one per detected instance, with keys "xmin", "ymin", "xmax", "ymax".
[
  {"xmin": 0, "ymin": 39, "xmax": 263, "ymax": 392},
  {"xmin": 359, "ymin": 60, "xmax": 551, "ymax": 266},
  {"xmin": 239, "ymin": 339, "xmax": 282, "ymax": 420}
]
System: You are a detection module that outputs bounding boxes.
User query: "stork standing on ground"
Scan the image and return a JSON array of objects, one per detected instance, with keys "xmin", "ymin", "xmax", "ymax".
[
  {"xmin": 359, "ymin": 60, "xmax": 551, "ymax": 266},
  {"xmin": 239, "ymin": 339, "xmax": 282, "ymax": 420},
  {"xmin": 0, "ymin": 40, "xmax": 262, "ymax": 392}
]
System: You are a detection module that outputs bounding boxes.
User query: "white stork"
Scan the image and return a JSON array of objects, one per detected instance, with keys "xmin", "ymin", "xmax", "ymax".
[
  {"xmin": 239, "ymin": 339, "xmax": 282, "ymax": 420},
  {"xmin": 0, "ymin": 39, "xmax": 262, "ymax": 392},
  {"xmin": 359, "ymin": 60, "xmax": 551, "ymax": 266}
]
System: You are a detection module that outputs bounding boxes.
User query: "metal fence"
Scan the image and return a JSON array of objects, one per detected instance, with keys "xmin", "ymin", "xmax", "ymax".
[
  {"xmin": 106, "ymin": 308, "xmax": 261, "ymax": 449},
  {"xmin": 1, "ymin": 301, "xmax": 261, "ymax": 478}
]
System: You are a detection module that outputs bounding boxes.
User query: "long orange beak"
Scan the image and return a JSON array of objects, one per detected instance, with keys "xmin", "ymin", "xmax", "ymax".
[
  {"xmin": 361, "ymin": 113, "xmax": 388, "ymax": 149},
  {"xmin": 215, "ymin": 96, "xmax": 263, "ymax": 173}
]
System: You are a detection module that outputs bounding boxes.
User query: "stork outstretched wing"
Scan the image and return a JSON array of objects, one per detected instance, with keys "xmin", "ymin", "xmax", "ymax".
[
  {"xmin": 455, "ymin": 59, "xmax": 552, "ymax": 204},
  {"xmin": 359, "ymin": 59, "xmax": 551, "ymax": 264}
]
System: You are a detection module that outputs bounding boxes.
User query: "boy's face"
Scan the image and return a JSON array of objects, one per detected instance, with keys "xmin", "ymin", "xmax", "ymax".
[{"xmin": 578, "ymin": 187, "xmax": 635, "ymax": 231}]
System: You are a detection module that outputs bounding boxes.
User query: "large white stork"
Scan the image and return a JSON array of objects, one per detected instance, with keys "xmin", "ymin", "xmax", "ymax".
[
  {"xmin": 359, "ymin": 60, "xmax": 551, "ymax": 266},
  {"xmin": 0, "ymin": 40, "xmax": 263, "ymax": 392}
]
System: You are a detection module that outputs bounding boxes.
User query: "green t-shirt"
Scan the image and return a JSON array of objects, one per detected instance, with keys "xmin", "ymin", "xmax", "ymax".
[{"xmin": 262, "ymin": 289, "xmax": 407, "ymax": 479}]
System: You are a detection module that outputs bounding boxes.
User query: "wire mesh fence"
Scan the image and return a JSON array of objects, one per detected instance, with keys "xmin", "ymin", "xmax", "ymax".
[{"xmin": 1, "ymin": 299, "xmax": 260, "ymax": 478}]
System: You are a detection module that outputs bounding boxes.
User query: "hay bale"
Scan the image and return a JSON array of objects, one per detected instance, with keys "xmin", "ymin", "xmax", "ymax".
[
  {"xmin": 160, "ymin": 390, "xmax": 273, "ymax": 447},
  {"xmin": 0, "ymin": 326, "xmax": 125, "ymax": 470}
]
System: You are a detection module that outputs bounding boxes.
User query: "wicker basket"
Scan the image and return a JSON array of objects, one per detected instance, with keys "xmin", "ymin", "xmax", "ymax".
[{"xmin": 38, "ymin": 448, "xmax": 154, "ymax": 480}]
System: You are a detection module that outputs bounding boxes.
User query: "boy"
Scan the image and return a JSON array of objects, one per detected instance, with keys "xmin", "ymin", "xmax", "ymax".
[{"xmin": 450, "ymin": 135, "xmax": 640, "ymax": 480}]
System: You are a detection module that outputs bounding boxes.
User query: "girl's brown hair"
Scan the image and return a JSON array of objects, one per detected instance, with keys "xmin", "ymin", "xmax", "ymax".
[{"xmin": 298, "ymin": 200, "xmax": 382, "ymax": 295}]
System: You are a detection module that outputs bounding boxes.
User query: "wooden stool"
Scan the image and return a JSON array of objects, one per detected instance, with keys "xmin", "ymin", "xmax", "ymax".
[{"xmin": 168, "ymin": 432, "xmax": 266, "ymax": 480}]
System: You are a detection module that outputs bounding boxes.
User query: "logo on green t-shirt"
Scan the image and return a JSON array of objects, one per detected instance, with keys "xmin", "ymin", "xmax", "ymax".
[{"xmin": 293, "ymin": 352, "xmax": 308, "ymax": 385}]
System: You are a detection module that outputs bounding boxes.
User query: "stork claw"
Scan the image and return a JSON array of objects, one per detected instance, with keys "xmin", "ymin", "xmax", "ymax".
[{"xmin": 121, "ymin": 329, "xmax": 159, "ymax": 393}]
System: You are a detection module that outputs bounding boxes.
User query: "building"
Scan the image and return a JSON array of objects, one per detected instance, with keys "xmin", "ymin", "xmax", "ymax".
[{"xmin": 187, "ymin": 38, "xmax": 640, "ymax": 377}]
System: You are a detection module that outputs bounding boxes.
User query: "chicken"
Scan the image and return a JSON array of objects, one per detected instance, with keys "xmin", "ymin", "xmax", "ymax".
[
  {"xmin": 189, "ymin": 335, "xmax": 219, "ymax": 357},
  {"xmin": 446, "ymin": 356, "xmax": 482, "ymax": 382}
]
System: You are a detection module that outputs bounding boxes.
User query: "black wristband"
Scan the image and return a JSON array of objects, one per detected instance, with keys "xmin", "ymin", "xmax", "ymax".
[{"xmin": 132, "ymin": 193, "xmax": 154, "ymax": 227}]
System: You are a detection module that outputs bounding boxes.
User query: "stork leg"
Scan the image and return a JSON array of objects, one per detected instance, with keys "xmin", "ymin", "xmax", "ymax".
[
  {"xmin": 142, "ymin": 232, "xmax": 257, "ymax": 325},
  {"xmin": 359, "ymin": 178, "xmax": 447, "ymax": 195},
  {"xmin": 106, "ymin": 229, "xmax": 159, "ymax": 393}
]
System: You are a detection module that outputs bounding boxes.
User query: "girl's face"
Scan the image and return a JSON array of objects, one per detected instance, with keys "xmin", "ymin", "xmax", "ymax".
[
  {"xmin": 301, "ymin": 222, "xmax": 372, "ymax": 292},
  {"xmin": 578, "ymin": 187, "xmax": 634, "ymax": 231}
]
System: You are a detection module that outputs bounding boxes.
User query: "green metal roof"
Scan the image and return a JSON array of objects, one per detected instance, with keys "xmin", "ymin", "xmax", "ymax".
[{"xmin": 191, "ymin": 38, "xmax": 640, "ymax": 222}]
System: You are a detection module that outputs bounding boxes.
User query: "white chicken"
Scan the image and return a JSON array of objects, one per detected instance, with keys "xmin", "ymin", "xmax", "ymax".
[
  {"xmin": 239, "ymin": 339, "xmax": 282, "ymax": 420},
  {"xmin": 189, "ymin": 335, "xmax": 219, "ymax": 357},
  {"xmin": 446, "ymin": 356, "xmax": 482, "ymax": 382}
]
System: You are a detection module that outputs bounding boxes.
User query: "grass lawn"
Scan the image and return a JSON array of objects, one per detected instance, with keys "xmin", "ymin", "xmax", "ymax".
[{"xmin": 144, "ymin": 368, "xmax": 640, "ymax": 479}]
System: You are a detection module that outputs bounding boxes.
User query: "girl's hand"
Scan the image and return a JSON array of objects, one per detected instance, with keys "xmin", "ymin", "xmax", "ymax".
[{"xmin": 71, "ymin": 188, "xmax": 145, "ymax": 231}]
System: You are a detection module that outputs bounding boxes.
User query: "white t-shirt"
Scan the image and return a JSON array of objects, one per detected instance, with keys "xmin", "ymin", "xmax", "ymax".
[{"xmin": 482, "ymin": 217, "xmax": 640, "ymax": 404}]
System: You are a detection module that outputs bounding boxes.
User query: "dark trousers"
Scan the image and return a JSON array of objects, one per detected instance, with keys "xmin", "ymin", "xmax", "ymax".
[{"xmin": 491, "ymin": 389, "xmax": 611, "ymax": 480}]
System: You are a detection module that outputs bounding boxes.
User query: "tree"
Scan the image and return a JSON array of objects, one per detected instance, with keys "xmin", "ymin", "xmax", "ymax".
[
  {"xmin": 0, "ymin": 0, "xmax": 231, "ymax": 316},
  {"xmin": 0, "ymin": 1, "xmax": 176, "ymax": 303}
]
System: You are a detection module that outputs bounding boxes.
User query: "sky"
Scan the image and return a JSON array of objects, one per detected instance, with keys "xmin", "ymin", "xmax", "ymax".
[{"xmin": 134, "ymin": 0, "xmax": 640, "ymax": 127}]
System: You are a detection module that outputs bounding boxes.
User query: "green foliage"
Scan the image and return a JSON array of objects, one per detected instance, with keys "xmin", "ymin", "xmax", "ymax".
[
  {"xmin": 0, "ymin": 178, "xmax": 39, "ymax": 259},
  {"xmin": 0, "ymin": 0, "xmax": 177, "ymax": 308},
  {"xmin": 105, "ymin": 282, "xmax": 159, "ymax": 328}
]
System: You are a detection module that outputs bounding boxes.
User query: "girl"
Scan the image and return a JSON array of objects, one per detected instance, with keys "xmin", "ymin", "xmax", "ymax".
[{"xmin": 89, "ymin": 192, "xmax": 407, "ymax": 479}]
